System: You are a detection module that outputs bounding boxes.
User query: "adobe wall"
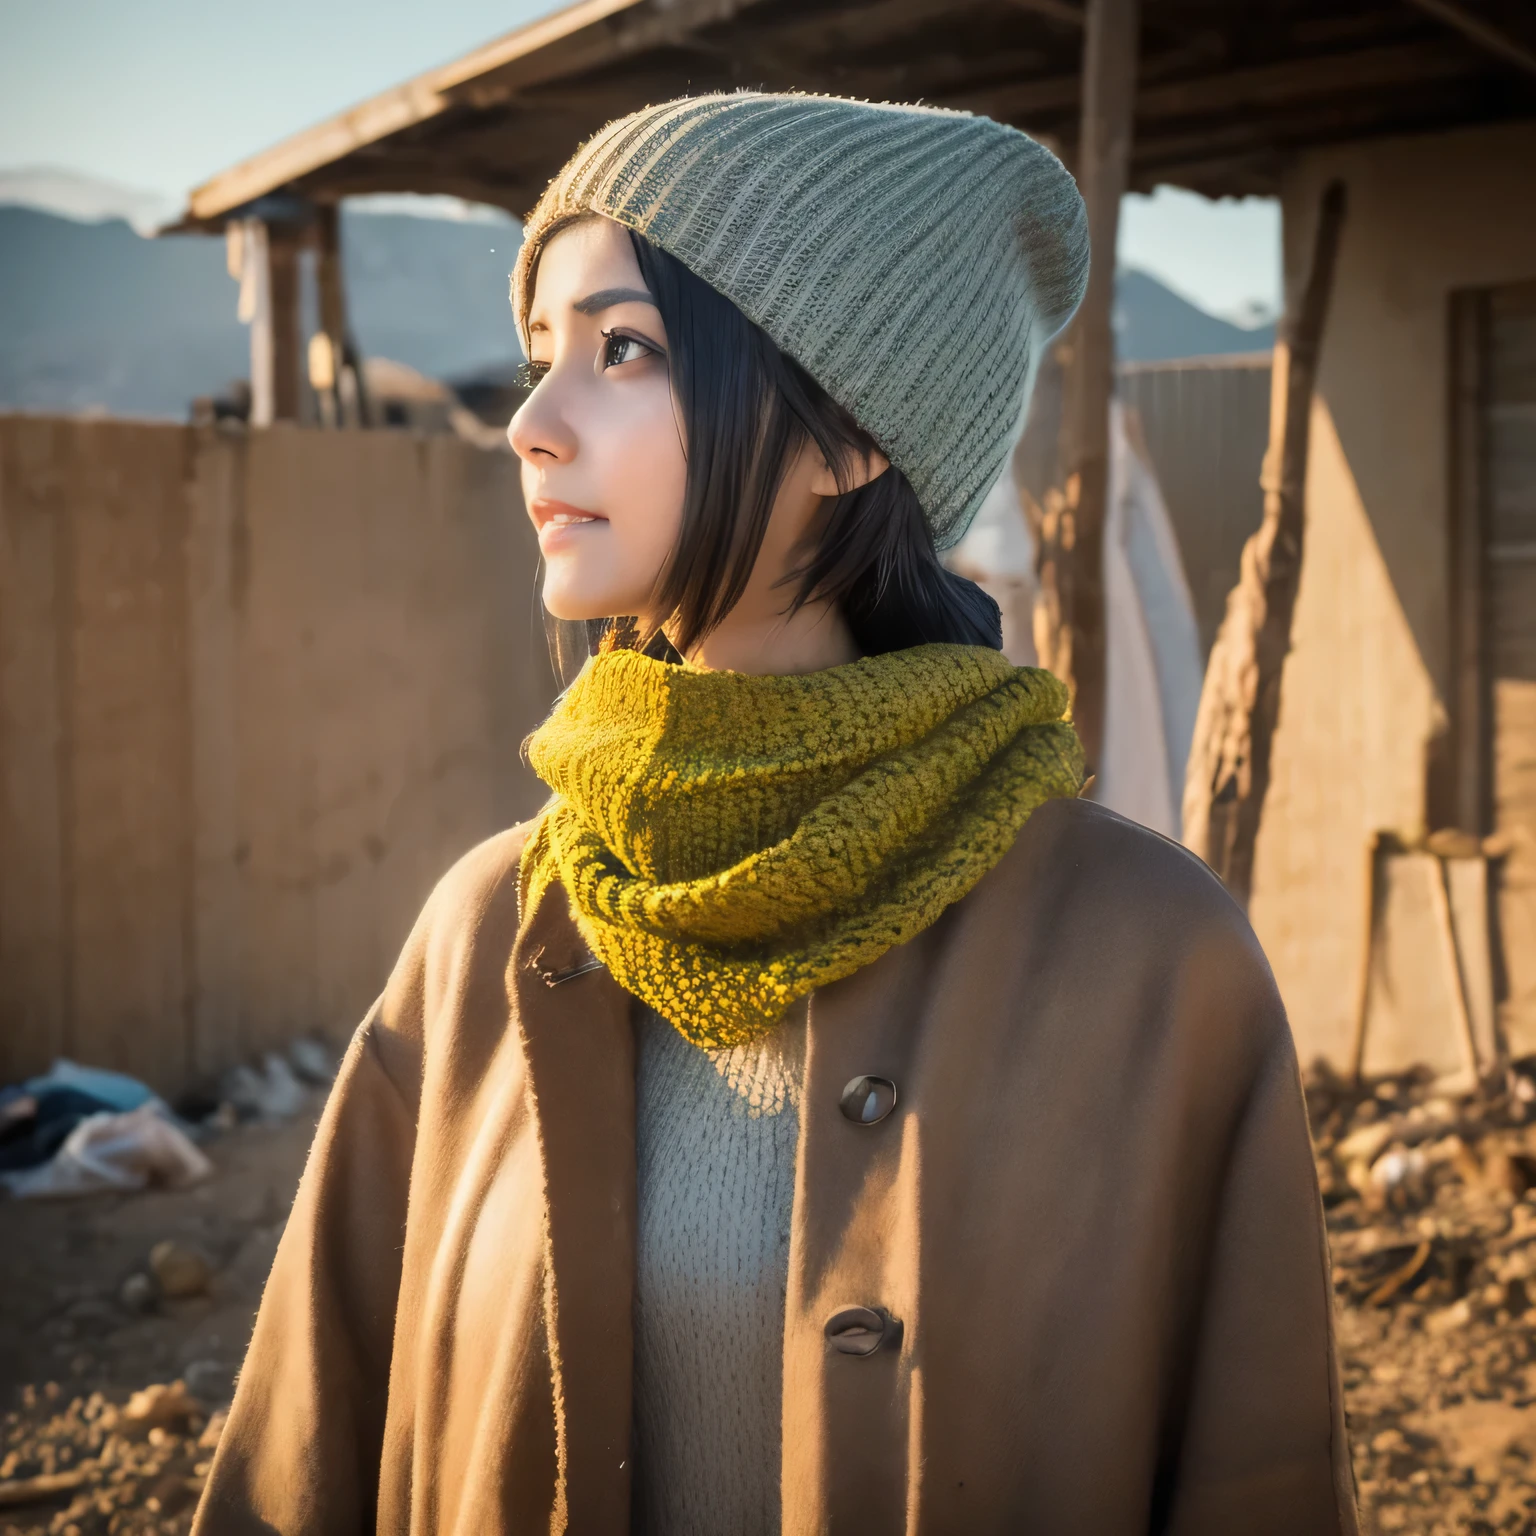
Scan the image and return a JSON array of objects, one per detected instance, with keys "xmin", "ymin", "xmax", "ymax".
[
  {"xmin": 1250, "ymin": 120, "xmax": 1536, "ymax": 1070},
  {"xmin": 0, "ymin": 418, "xmax": 555, "ymax": 1096}
]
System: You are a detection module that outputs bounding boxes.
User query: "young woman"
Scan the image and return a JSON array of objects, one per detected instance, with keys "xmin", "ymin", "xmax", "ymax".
[{"xmin": 195, "ymin": 94, "xmax": 1356, "ymax": 1535}]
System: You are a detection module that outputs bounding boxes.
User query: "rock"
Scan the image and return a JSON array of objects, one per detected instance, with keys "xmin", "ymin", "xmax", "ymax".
[
  {"xmin": 182, "ymin": 1359, "xmax": 234, "ymax": 1407},
  {"xmin": 198, "ymin": 1408, "xmax": 228, "ymax": 1449},
  {"xmin": 1426, "ymin": 1298, "xmax": 1474, "ymax": 1335},
  {"xmin": 119, "ymin": 1271, "xmax": 159, "ymax": 1314},
  {"xmin": 149, "ymin": 1241, "xmax": 211, "ymax": 1299},
  {"xmin": 121, "ymin": 1379, "xmax": 201, "ymax": 1433}
]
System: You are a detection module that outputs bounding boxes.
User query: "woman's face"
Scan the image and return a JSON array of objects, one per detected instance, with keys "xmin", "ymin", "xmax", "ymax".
[{"xmin": 509, "ymin": 216, "xmax": 685, "ymax": 627}]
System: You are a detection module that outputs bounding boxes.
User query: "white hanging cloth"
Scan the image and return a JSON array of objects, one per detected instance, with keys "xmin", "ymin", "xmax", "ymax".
[
  {"xmin": 948, "ymin": 401, "xmax": 1204, "ymax": 838},
  {"xmin": 1097, "ymin": 400, "xmax": 1204, "ymax": 838},
  {"xmin": 227, "ymin": 218, "xmax": 273, "ymax": 426}
]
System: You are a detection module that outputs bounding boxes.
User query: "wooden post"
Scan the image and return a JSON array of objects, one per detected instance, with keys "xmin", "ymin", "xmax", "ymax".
[
  {"xmin": 268, "ymin": 227, "xmax": 303, "ymax": 423},
  {"xmin": 1181, "ymin": 181, "xmax": 1347, "ymax": 904},
  {"xmin": 1034, "ymin": 0, "xmax": 1139, "ymax": 773},
  {"xmin": 315, "ymin": 204, "xmax": 372, "ymax": 428}
]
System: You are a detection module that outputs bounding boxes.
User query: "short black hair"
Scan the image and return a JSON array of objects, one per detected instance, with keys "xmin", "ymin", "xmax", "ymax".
[{"xmin": 529, "ymin": 217, "xmax": 1002, "ymax": 672}]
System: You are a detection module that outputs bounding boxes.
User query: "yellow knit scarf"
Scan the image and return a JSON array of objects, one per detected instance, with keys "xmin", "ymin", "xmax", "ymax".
[{"xmin": 520, "ymin": 644, "xmax": 1083, "ymax": 1048}]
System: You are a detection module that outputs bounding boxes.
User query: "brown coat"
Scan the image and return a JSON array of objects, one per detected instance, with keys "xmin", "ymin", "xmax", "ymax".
[{"xmin": 193, "ymin": 798, "xmax": 1358, "ymax": 1534}]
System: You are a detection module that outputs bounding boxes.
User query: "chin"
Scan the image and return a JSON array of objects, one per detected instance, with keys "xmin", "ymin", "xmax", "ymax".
[{"xmin": 541, "ymin": 577, "xmax": 640, "ymax": 624}]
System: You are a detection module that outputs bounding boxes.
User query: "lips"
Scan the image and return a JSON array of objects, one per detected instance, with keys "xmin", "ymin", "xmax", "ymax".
[{"xmin": 530, "ymin": 497, "xmax": 606, "ymax": 531}]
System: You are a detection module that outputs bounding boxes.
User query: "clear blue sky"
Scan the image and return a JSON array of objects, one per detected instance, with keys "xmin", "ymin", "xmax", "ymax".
[{"xmin": 2, "ymin": 0, "xmax": 1279, "ymax": 320}]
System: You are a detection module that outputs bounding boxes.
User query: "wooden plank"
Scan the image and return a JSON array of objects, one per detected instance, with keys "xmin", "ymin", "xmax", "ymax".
[
  {"xmin": 1358, "ymin": 851, "xmax": 1479, "ymax": 1084},
  {"xmin": 1034, "ymin": 0, "xmax": 1139, "ymax": 773},
  {"xmin": 1181, "ymin": 181, "xmax": 1347, "ymax": 905},
  {"xmin": 1447, "ymin": 288, "xmax": 1491, "ymax": 835}
]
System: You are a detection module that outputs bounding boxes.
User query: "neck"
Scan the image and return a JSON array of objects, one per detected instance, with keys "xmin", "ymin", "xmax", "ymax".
[{"xmin": 669, "ymin": 598, "xmax": 860, "ymax": 677}]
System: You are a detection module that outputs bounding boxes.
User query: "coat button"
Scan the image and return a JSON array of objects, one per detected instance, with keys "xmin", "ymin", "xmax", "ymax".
[
  {"xmin": 825, "ymin": 1306, "xmax": 901, "ymax": 1356},
  {"xmin": 840, "ymin": 1075, "xmax": 897, "ymax": 1125}
]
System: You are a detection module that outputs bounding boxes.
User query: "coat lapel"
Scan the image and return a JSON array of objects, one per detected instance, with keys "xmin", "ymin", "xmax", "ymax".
[{"xmin": 510, "ymin": 881, "xmax": 636, "ymax": 1532}]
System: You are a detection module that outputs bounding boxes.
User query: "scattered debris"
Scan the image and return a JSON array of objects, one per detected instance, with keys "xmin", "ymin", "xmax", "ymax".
[
  {"xmin": 285, "ymin": 1037, "xmax": 337, "ymax": 1088},
  {"xmin": 0, "ymin": 1382, "xmax": 220, "ymax": 1533},
  {"xmin": 1, "ymin": 1036, "xmax": 339, "ymax": 1208},
  {"xmin": 217, "ymin": 1054, "xmax": 305, "ymax": 1123},
  {"xmin": 0, "ymin": 1106, "xmax": 212, "ymax": 1200},
  {"xmin": 1309, "ymin": 1059, "xmax": 1536, "ymax": 1534}
]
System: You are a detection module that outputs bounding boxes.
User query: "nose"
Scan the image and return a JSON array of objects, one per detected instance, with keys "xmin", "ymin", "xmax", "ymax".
[{"xmin": 508, "ymin": 379, "xmax": 577, "ymax": 466}]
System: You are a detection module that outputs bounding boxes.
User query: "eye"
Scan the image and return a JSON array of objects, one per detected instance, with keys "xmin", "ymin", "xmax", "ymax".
[
  {"xmin": 513, "ymin": 360, "xmax": 549, "ymax": 390},
  {"xmin": 601, "ymin": 330, "xmax": 660, "ymax": 370}
]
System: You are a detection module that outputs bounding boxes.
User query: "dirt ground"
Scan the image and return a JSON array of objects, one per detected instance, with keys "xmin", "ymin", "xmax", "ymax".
[
  {"xmin": 6, "ymin": 1071, "xmax": 1536, "ymax": 1533},
  {"xmin": 0, "ymin": 1099, "xmax": 321, "ymax": 1534},
  {"xmin": 1313, "ymin": 1066, "xmax": 1536, "ymax": 1535}
]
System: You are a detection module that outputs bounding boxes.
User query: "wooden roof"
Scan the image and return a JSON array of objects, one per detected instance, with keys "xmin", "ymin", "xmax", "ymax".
[{"xmin": 173, "ymin": 0, "xmax": 1536, "ymax": 229}]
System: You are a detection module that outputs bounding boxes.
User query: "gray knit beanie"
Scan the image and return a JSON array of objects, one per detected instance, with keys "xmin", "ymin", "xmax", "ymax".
[{"xmin": 513, "ymin": 92, "xmax": 1089, "ymax": 548}]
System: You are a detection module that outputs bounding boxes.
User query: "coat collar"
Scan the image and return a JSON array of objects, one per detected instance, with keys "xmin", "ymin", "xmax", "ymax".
[{"xmin": 509, "ymin": 880, "xmax": 636, "ymax": 1528}]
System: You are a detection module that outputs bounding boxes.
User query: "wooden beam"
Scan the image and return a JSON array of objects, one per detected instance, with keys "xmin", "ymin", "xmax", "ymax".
[
  {"xmin": 1034, "ymin": 0, "xmax": 1139, "ymax": 774},
  {"xmin": 1401, "ymin": 0, "xmax": 1536, "ymax": 80},
  {"xmin": 958, "ymin": 38, "xmax": 1479, "ymax": 124},
  {"xmin": 1181, "ymin": 181, "xmax": 1348, "ymax": 904},
  {"xmin": 268, "ymin": 229, "xmax": 303, "ymax": 423},
  {"xmin": 1005, "ymin": 0, "xmax": 1084, "ymax": 27}
]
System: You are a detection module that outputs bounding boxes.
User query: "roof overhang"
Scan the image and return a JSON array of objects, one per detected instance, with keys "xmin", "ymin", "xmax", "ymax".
[{"xmin": 167, "ymin": 0, "xmax": 1536, "ymax": 232}]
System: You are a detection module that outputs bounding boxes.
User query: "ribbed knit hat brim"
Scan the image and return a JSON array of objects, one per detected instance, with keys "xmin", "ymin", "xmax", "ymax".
[{"xmin": 514, "ymin": 92, "xmax": 1089, "ymax": 548}]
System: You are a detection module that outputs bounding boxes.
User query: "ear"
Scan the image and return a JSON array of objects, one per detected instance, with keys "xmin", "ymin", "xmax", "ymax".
[{"xmin": 808, "ymin": 443, "xmax": 890, "ymax": 498}]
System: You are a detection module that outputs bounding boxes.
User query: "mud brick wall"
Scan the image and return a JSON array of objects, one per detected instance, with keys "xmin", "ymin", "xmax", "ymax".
[{"xmin": 0, "ymin": 417, "xmax": 555, "ymax": 1096}]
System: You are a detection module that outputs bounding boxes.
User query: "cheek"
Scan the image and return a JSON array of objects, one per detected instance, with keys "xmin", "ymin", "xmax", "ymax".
[
  {"xmin": 540, "ymin": 381, "xmax": 687, "ymax": 620},
  {"xmin": 599, "ymin": 391, "xmax": 687, "ymax": 568}
]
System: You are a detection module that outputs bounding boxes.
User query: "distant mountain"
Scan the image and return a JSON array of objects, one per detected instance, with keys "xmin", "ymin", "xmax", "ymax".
[
  {"xmin": 0, "ymin": 205, "xmax": 525, "ymax": 419},
  {"xmin": 0, "ymin": 200, "xmax": 1272, "ymax": 422},
  {"xmin": 0, "ymin": 167, "xmax": 175, "ymax": 234},
  {"xmin": 1115, "ymin": 267, "xmax": 1274, "ymax": 362}
]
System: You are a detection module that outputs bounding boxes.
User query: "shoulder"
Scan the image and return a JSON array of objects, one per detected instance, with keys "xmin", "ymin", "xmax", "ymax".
[
  {"xmin": 420, "ymin": 821, "xmax": 536, "ymax": 937},
  {"xmin": 1008, "ymin": 796, "xmax": 1248, "ymax": 932},
  {"xmin": 957, "ymin": 796, "xmax": 1288, "ymax": 1058},
  {"xmin": 377, "ymin": 821, "xmax": 538, "ymax": 1036}
]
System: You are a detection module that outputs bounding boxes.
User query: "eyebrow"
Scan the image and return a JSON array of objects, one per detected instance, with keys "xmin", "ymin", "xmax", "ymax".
[{"xmin": 572, "ymin": 286, "xmax": 657, "ymax": 315}]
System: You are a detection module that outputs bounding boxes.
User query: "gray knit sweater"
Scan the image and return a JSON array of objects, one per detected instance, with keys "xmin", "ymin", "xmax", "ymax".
[{"xmin": 631, "ymin": 1006, "xmax": 806, "ymax": 1535}]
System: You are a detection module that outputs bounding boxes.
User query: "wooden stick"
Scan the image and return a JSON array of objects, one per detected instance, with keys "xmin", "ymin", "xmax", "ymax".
[
  {"xmin": 1429, "ymin": 853, "xmax": 1484, "ymax": 1083},
  {"xmin": 1400, "ymin": 0, "xmax": 1536, "ymax": 80},
  {"xmin": 1035, "ymin": 0, "xmax": 1139, "ymax": 774},
  {"xmin": 1181, "ymin": 180, "xmax": 1346, "ymax": 903},
  {"xmin": 0, "ymin": 1466, "xmax": 95, "ymax": 1508},
  {"xmin": 1348, "ymin": 832, "xmax": 1380, "ymax": 1086}
]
